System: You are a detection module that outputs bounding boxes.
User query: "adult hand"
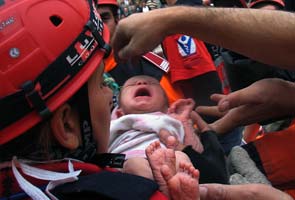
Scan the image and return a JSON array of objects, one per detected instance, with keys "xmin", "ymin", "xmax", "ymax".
[
  {"xmin": 190, "ymin": 111, "xmax": 212, "ymax": 133},
  {"xmin": 159, "ymin": 129, "xmax": 186, "ymax": 151},
  {"xmin": 196, "ymin": 78, "xmax": 295, "ymax": 134},
  {"xmin": 199, "ymin": 183, "xmax": 293, "ymax": 200},
  {"xmin": 111, "ymin": 9, "xmax": 169, "ymax": 62}
]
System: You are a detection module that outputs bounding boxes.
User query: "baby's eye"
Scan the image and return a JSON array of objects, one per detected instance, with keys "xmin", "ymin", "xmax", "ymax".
[
  {"xmin": 123, "ymin": 83, "xmax": 136, "ymax": 88},
  {"xmin": 148, "ymin": 81, "xmax": 159, "ymax": 85}
]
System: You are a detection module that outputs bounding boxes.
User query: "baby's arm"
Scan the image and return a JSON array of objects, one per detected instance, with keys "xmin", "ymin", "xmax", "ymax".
[
  {"xmin": 168, "ymin": 98, "xmax": 195, "ymax": 123},
  {"xmin": 168, "ymin": 99, "xmax": 204, "ymax": 153}
]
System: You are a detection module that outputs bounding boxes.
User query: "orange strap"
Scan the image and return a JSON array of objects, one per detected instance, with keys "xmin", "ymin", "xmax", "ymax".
[
  {"xmin": 243, "ymin": 123, "xmax": 264, "ymax": 143},
  {"xmin": 160, "ymin": 75, "xmax": 184, "ymax": 105},
  {"xmin": 104, "ymin": 50, "xmax": 117, "ymax": 72}
]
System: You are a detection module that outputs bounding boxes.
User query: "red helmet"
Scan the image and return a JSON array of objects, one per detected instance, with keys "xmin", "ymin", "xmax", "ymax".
[
  {"xmin": 0, "ymin": 0, "xmax": 110, "ymax": 145},
  {"xmin": 249, "ymin": 0, "xmax": 285, "ymax": 8},
  {"xmin": 96, "ymin": 0, "xmax": 119, "ymax": 8}
]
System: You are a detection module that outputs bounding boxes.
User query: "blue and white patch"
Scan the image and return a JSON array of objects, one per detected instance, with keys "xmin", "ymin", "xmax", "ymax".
[{"xmin": 177, "ymin": 35, "xmax": 197, "ymax": 57}]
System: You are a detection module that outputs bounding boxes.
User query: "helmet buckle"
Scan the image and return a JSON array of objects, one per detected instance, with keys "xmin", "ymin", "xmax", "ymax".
[
  {"xmin": 22, "ymin": 81, "xmax": 52, "ymax": 119},
  {"xmin": 85, "ymin": 20, "xmax": 111, "ymax": 58}
]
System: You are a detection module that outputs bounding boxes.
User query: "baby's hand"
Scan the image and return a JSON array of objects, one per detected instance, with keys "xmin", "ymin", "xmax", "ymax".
[
  {"xmin": 168, "ymin": 99, "xmax": 204, "ymax": 153},
  {"xmin": 168, "ymin": 98, "xmax": 195, "ymax": 123}
]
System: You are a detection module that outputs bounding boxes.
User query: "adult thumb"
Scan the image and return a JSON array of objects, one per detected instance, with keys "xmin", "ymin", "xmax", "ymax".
[
  {"xmin": 117, "ymin": 46, "xmax": 131, "ymax": 61},
  {"xmin": 217, "ymin": 86, "xmax": 260, "ymax": 112},
  {"xmin": 199, "ymin": 184, "xmax": 227, "ymax": 200},
  {"xmin": 199, "ymin": 183, "xmax": 292, "ymax": 200}
]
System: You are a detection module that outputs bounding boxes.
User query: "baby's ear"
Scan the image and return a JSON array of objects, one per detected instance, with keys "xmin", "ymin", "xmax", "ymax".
[
  {"xmin": 111, "ymin": 106, "xmax": 124, "ymax": 119},
  {"xmin": 115, "ymin": 108, "xmax": 125, "ymax": 118}
]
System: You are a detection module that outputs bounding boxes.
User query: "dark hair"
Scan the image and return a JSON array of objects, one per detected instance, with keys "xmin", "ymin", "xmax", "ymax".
[
  {"xmin": 96, "ymin": 4, "xmax": 119, "ymax": 18},
  {"xmin": 0, "ymin": 120, "xmax": 54, "ymax": 162},
  {"xmin": 110, "ymin": 4, "xmax": 119, "ymax": 18},
  {"xmin": 0, "ymin": 84, "xmax": 89, "ymax": 162}
]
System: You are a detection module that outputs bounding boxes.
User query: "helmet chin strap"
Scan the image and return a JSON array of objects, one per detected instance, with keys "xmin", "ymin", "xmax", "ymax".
[
  {"xmin": 64, "ymin": 83, "xmax": 97, "ymax": 162},
  {"xmin": 69, "ymin": 81, "xmax": 126, "ymax": 168},
  {"xmin": 38, "ymin": 83, "xmax": 97, "ymax": 162}
]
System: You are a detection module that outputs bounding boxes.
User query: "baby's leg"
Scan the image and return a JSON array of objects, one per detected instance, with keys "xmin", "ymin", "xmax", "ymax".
[
  {"xmin": 161, "ymin": 161, "xmax": 200, "ymax": 200},
  {"xmin": 123, "ymin": 157, "xmax": 153, "ymax": 179},
  {"xmin": 146, "ymin": 141, "xmax": 176, "ymax": 197}
]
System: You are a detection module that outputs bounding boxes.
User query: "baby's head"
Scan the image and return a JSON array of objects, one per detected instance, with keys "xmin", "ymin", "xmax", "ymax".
[{"xmin": 116, "ymin": 75, "xmax": 169, "ymax": 117}]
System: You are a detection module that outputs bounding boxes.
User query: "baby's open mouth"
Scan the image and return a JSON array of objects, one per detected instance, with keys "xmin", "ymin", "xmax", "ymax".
[{"xmin": 134, "ymin": 88, "xmax": 151, "ymax": 97}]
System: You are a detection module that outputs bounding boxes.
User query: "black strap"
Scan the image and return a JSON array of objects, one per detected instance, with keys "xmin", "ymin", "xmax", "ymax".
[
  {"xmin": 242, "ymin": 142, "xmax": 267, "ymax": 176},
  {"xmin": 90, "ymin": 153, "xmax": 126, "ymax": 168},
  {"xmin": 0, "ymin": 0, "xmax": 111, "ymax": 130}
]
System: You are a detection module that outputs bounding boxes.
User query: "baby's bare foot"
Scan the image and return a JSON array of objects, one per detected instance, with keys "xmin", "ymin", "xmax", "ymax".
[
  {"xmin": 161, "ymin": 161, "xmax": 200, "ymax": 200},
  {"xmin": 146, "ymin": 141, "xmax": 176, "ymax": 197}
]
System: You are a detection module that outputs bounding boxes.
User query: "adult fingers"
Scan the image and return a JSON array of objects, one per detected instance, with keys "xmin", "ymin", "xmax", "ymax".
[
  {"xmin": 199, "ymin": 184, "xmax": 227, "ymax": 200},
  {"xmin": 191, "ymin": 111, "xmax": 211, "ymax": 133},
  {"xmin": 210, "ymin": 93, "xmax": 226, "ymax": 103},
  {"xmin": 195, "ymin": 106, "xmax": 226, "ymax": 118},
  {"xmin": 159, "ymin": 129, "xmax": 185, "ymax": 150},
  {"xmin": 210, "ymin": 104, "xmax": 267, "ymax": 134},
  {"xmin": 216, "ymin": 87, "xmax": 261, "ymax": 112},
  {"xmin": 111, "ymin": 24, "xmax": 130, "ymax": 62},
  {"xmin": 117, "ymin": 39, "xmax": 142, "ymax": 61}
]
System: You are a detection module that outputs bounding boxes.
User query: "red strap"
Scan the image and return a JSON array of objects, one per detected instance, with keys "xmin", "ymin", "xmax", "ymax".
[
  {"xmin": 142, "ymin": 52, "xmax": 170, "ymax": 73},
  {"xmin": 150, "ymin": 191, "xmax": 169, "ymax": 200}
]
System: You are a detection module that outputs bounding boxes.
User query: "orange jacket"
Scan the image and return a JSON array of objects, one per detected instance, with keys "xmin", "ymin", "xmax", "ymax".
[
  {"xmin": 162, "ymin": 34, "xmax": 216, "ymax": 84},
  {"xmin": 252, "ymin": 119, "xmax": 295, "ymax": 197}
]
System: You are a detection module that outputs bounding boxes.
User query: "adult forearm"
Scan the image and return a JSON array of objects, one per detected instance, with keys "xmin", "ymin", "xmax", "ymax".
[
  {"xmin": 162, "ymin": 6, "xmax": 295, "ymax": 70},
  {"xmin": 200, "ymin": 183, "xmax": 293, "ymax": 200}
]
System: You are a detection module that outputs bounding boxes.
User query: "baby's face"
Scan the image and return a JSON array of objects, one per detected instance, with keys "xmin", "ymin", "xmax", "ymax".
[{"xmin": 119, "ymin": 75, "xmax": 168, "ymax": 114}]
